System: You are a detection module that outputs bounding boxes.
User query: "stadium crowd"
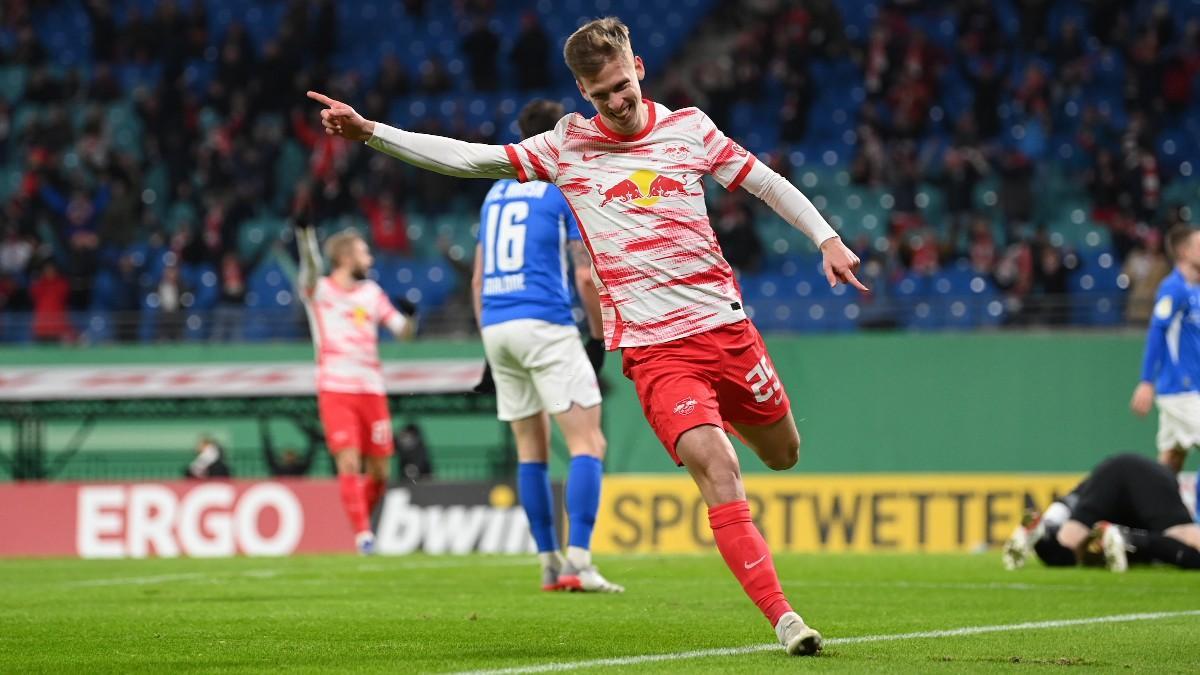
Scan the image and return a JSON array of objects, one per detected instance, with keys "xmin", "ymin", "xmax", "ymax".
[{"xmin": 0, "ymin": 0, "xmax": 1196, "ymax": 343}]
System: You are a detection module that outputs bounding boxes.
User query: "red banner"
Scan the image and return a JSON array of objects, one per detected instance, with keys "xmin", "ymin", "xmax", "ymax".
[{"xmin": 0, "ymin": 480, "xmax": 355, "ymax": 558}]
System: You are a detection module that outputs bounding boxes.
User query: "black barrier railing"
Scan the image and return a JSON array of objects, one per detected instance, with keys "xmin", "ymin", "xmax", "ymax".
[
  {"xmin": 35, "ymin": 446, "xmax": 512, "ymax": 483},
  {"xmin": 0, "ymin": 291, "xmax": 1142, "ymax": 345}
]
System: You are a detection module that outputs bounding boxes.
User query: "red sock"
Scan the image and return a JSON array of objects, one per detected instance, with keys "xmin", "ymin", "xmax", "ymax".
[
  {"xmin": 363, "ymin": 477, "xmax": 386, "ymax": 514},
  {"xmin": 709, "ymin": 500, "xmax": 792, "ymax": 626},
  {"xmin": 338, "ymin": 473, "xmax": 370, "ymax": 534}
]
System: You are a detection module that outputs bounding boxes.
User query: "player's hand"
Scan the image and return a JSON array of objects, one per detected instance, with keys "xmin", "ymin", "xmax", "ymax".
[
  {"xmin": 1130, "ymin": 382, "xmax": 1155, "ymax": 416},
  {"xmin": 473, "ymin": 361, "xmax": 496, "ymax": 394},
  {"xmin": 820, "ymin": 236, "xmax": 869, "ymax": 291},
  {"xmin": 306, "ymin": 90, "xmax": 375, "ymax": 142},
  {"xmin": 585, "ymin": 337, "xmax": 606, "ymax": 375}
]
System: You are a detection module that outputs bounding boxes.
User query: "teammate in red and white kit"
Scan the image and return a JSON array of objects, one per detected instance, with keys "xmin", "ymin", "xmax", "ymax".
[
  {"xmin": 308, "ymin": 17, "xmax": 865, "ymax": 654},
  {"xmin": 296, "ymin": 226, "xmax": 415, "ymax": 554}
]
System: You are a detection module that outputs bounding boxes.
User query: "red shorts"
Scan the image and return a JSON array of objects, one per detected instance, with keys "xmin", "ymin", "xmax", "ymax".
[
  {"xmin": 621, "ymin": 320, "xmax": 791, "ymax": 465},
  {"xmin": 317, "ymin": 391, "xmax": 394, "ymax": 457}
]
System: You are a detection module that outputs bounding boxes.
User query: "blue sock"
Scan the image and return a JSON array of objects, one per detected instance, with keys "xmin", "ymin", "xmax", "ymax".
[
  {"xmin": 567, "ymin": 455, "xmax": 603, "ymax": 550},
  {"xmin": 517, "ymin": 462, "xmax": 557, "ymax": 553}
]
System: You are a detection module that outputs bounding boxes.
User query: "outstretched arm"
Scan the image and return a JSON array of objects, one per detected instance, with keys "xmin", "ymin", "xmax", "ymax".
[
  {"xmin": 307, "ymin": 91, "xmax": 515, "ymax": 179},
  {"xmin": 739, "ymin": 161, "xmax": 868, "ymax": 290}
]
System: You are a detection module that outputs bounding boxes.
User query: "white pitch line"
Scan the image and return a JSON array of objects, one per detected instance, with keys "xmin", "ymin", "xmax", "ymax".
[
  {"xmin": 65, "ymin": 572, "xmax": 209, "ymax": 587},
  {"xmin": 451, "ymin": 609, "xmax": 1200, "ymax": 675}
]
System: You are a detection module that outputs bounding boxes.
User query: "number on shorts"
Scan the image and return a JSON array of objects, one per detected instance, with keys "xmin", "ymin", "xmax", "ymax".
[
  {"xmin": 371, "ymin": 420, "xmax": 392, "ymax": 446},
  {"xmin": 745, "ymin": 355, "xmax": 782, "ymax": 404}
]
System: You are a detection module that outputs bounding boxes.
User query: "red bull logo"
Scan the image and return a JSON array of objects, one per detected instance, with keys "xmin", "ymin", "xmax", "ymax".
[{"xmin": 598, "ymin": 170, "xmax": 699, "ymax": 207}]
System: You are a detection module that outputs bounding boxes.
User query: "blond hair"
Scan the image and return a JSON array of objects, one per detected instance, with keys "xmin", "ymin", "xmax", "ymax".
[
  {"xmin": 324, "ymin": 229, "xmax": 364, "ymax": 268},
  {"xmin": 563, "ymin": 17, "xmax": 632, "ymax": 79}
]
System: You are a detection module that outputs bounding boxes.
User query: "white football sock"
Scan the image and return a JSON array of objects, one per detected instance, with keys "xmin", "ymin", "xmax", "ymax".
[
  {"xmin": 566, "ymin": 545, "xmax": 591, "ymax": 569},
  {"xmin": 538, "ymin": 551, "xmax": 563, "ymax": 570}
]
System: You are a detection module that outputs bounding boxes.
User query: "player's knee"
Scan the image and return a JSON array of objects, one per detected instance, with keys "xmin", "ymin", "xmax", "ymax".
[
  {"xmin": 589, "ymin": 431, "xmax": 607, "ymax": 460},
  {"xmin": 1159, "ymin": 449, "xmax": 1186, "ymax": 473},
  {"xmin": 764, "ymin": 432, "xmax": 801, "ymax": 471}
]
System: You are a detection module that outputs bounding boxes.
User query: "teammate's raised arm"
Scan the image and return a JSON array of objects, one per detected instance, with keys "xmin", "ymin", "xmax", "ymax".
[
  {"xmin": 295, "ymin": 225, "xmax": 322, "ymax": 298},
  {"xmin": 307, "ymin": 90, "xmax": 516, "ymax": 180}
]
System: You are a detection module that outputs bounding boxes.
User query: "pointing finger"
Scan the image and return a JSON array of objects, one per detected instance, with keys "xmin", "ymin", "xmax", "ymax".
[
  {"xmin": 839, "ymin": 268, "xmax": 870, "ymax": 292},
  {"xmin": 306, "ymin": 90, "xmax": 338, "ymax": 107}
]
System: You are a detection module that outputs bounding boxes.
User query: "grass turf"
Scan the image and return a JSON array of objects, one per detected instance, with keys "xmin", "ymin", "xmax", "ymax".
[{"xmin": 0, "ymin": 552, "xmax": 1197, "ymax": 673}]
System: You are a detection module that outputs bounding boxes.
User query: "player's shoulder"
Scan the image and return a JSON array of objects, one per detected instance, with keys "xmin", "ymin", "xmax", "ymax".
[
  {"xmin": 1158, "ymin": 269, "xmax": 1185, "ymax": 294},
  {"xmin": 661, "ymin": 105, "xmax": 712, "ymax": 128},
  {"xmin": 357, "ymin": 279, "xmax": 386, "ymax": 297},
  {"xmin": 552, "ymin": 112, "xmax": 588, "ymax": 136},
  {"xmin": 484, "ymin": 179, "xmax": 514, "ymax": 203}
]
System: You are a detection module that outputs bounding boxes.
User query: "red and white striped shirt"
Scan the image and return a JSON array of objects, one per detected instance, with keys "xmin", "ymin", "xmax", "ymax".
[
  {"xmin": 302, "ymin": 277, "xmax": 400, "ymax": 394},
  {"xmin": 505, "ymin": 102, "xmax": 754, "ymax": 348}
]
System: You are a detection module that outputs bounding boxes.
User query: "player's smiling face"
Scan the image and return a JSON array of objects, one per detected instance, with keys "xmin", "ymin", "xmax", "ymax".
[{"xmin": 576, "ymin": 50, "xmax": 647, "ymax": 136}]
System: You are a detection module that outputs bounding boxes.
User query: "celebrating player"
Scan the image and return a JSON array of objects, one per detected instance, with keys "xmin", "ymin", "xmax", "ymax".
[
  {"xmin": 307, "ymin": 16, "xmax": 867, "ymax": 655},
  {"xmin": 471, "ymin": 98, "xmax": 621, "ymax": 593},
  {"xmin": 1131, "ymin": 225, "xmax": 1200, "ymax": 476},
  {"xmin": 1003, "ymin": 453, "xmax": 1200, "ymax": 571},
  {"xmin": 296, "ymin": 226, "xmax": 415, "ymax": 554}
]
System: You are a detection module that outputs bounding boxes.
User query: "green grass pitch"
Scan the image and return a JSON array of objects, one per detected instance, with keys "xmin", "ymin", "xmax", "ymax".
[{"xmin": 1, "ymin": 553, "xmax": 1197, "ymax": 673}]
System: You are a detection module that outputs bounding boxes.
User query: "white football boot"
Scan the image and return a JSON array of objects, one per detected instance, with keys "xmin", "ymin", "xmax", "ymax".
[{"xmin": 774, "ymin": 611, "xmax": 823, "ymax": 656}]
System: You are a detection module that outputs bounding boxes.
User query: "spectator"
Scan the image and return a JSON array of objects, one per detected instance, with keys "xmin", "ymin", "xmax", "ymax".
[
  {"xmin": 960, "ymin": 55, "xmax": 1008, "ymax": 139},
  {"xmin": 396, "ymin": 422, "xmax": 433, "ymax": 481},
  {"xmin": 184, "ymin": 436, "xmax": 232, "ymax": 479},
  {"xmin": 361, "ymin": 194, "xmax": 410, "ymax": 257},
  {"xmin": 155, "ymin": 264, "xmax": 188, "ymax": 342},
  {"xmin": 210, "ymin": 253, "xmax": 247, "ymax": 343},
  {"xmin": 967, "ymin": 216, "xmax": 998, "ymax": 274},
  {"xmin": 510, "ymin": 13, "xmax": 551, "ymax": 91},
  {"xmin": 933, "ymin": 146, "xmax": 989, "ymax": 250},
  {"xmin": 461, "ymin": 18, "xmax": 500, "ymax": 91},
  {"xmin": 1123, "ymin": 229, "xmax": 1171, "ymax": 324},
  {"xmin": 0, "ymin": 226, "xmax": 33, "ymax": 277},
  {"xmin": 211, "ymin": 236, "xmax": 275, "ymax": 343},
  {"xmin": 100, "ymin": 254, "xmax": 140, "ymax": 343},
  {"xmin": 82, "ymin": 0, "xmax": 118, "ymax": 64},
  {"xmin": 377, "ymin": 54, "xmax": 412, "ymax": 101},
  {"xmin": 712, "ymin": 191, "xmax": 764, "ymax": 274},
  {"xmin": 998, "ymin": 150, "xmax": 1035, "ymax": 241},
  {"xmin": 29, "ymin": 261, "xmax": 71, "ymax": 344},
  {"xmin": 412, "ymin": 57, "xmax": 451, "ymax": 93},
  {"xmin": 1030, "ymin": 232, "xmax": 1070, "ymax": 325},
  {"xmin": 259, "ymin": 417, "xmax": 319, "ymax": 477}
]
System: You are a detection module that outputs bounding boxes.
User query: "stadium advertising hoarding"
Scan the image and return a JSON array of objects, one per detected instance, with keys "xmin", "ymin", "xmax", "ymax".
[
  {"xmin": 589, "ymin": 475, "xmax": 1088, "ymax": 554},
  {"xmin": 0, "ymin": 480, "xmax": 355, "ymax": 558},
  {"xmin": 0, "ymin": 479, "xmax": 535, "ymax": 558},
  {"xmin": 2, "ymin": 474, "xmax": 1193, "ymax": 558}
]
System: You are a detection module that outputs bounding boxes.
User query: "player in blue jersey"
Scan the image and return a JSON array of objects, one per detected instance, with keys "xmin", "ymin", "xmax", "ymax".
[
  {"xmin": 471, "ymin": 99, "xmax": 622, "ymax": 593},
  {"xmin": 1131, "ymin": 225, "xmax": 1200, "ymax": 480}
]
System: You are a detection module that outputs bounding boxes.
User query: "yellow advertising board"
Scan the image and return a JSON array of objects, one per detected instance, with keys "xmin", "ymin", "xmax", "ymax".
[{"xmin": 590, "ymin": 474, "xmax": 1083, "ymax": 554}]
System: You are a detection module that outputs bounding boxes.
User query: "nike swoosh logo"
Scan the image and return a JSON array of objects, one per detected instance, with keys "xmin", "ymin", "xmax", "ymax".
[
  {"xmin": 582, "ymin": 152, "xmax": 608, "ymax": 162},
  {"xmin": 744, "ymin": 554, "xmax": 768, "ymax": 570},
  {"xmin": 774, "ymin": 394, "xmax": 784, "ymax": 406}
]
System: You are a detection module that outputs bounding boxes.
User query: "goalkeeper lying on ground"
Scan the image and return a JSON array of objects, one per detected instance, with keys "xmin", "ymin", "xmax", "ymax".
[{"xmin": 1004, "ymin": 453, "xmax": 1200, "ymax": 571}]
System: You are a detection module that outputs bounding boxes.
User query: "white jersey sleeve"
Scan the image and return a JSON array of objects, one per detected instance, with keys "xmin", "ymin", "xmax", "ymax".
[
  {"xmin": 504, "ymin": 114, "xmax": 571, "ymax": 184},
  {"xmin": 695, "ymin": 110, "xmax": 757, "ymax": 191}
]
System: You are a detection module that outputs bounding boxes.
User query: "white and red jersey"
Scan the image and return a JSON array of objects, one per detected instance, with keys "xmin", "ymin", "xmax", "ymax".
[
  {"xmin": 302, "ymin": 276, "xmax": 400, "ymax": 395},
  {"xmin": 504, "ymin": 101, "xmax": 754, "ymax": 348}
]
